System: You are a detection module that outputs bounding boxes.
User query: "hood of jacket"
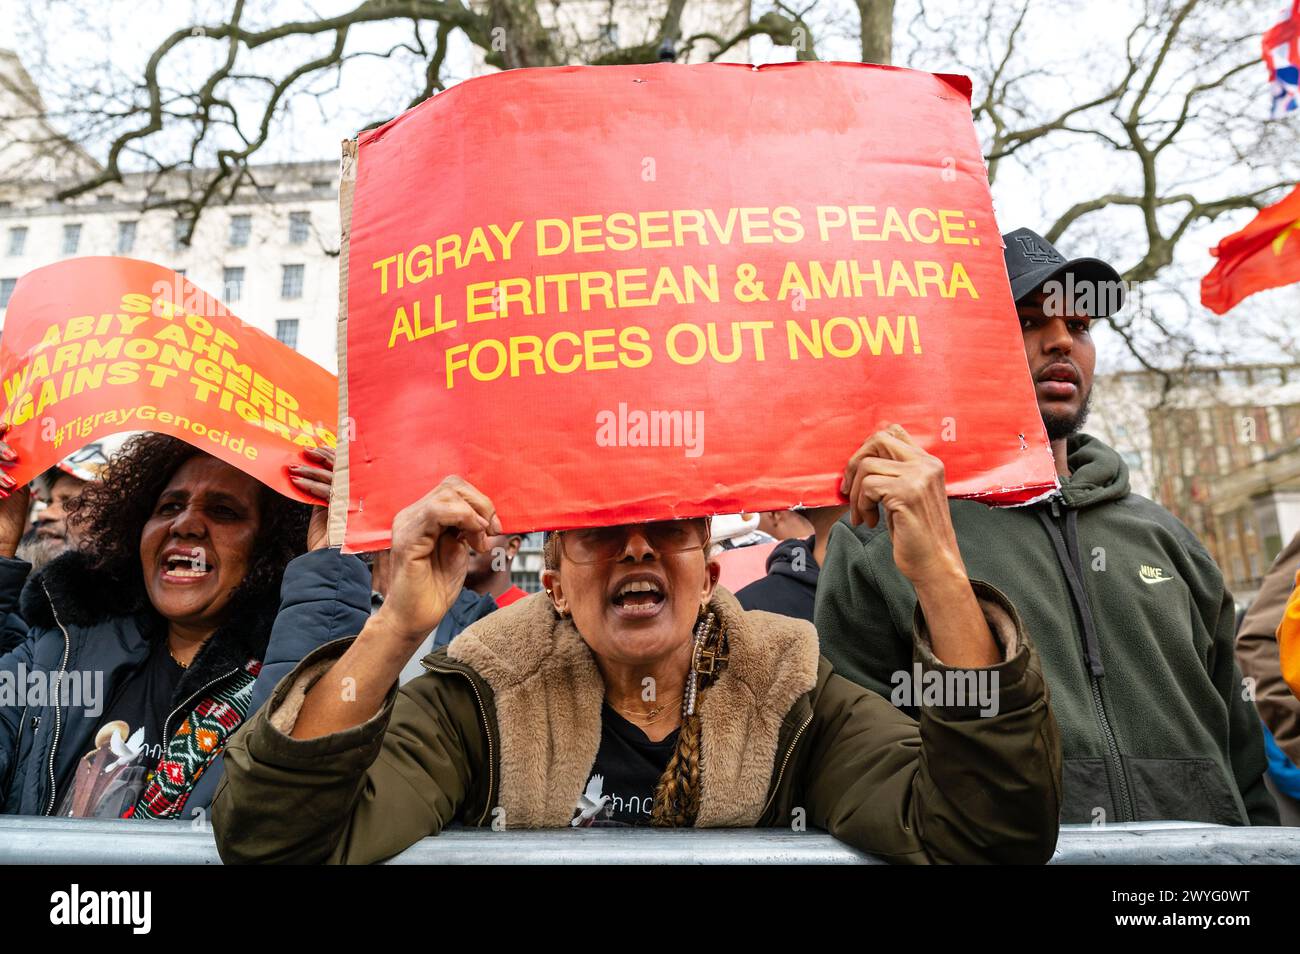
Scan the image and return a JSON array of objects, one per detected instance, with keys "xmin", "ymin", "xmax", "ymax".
[
  {"xmin": 446, "ymin": 586, "xmax": 820, "ymax": 828},
  {"xmin": 1059, "ymin": 433, "xmax": 1130, "ymax": 509},
  {"xmin": 19, "ymin": 550, "xmax": 275, "ymax": 703},
  {"xmin": 765, "ymin": 534, "xmax": 820, "ymax": 585}
]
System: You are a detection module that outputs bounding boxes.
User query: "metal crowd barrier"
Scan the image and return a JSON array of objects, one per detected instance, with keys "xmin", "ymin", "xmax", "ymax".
[{"xmin": 2, "ymin": 817, "xmax": 1300, "ymax": 863}]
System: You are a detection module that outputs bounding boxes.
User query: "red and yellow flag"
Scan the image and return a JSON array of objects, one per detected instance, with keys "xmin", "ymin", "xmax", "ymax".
[{"xmin": 1201, "ymin": 184, "xmax": 1300, "ymax": 314}]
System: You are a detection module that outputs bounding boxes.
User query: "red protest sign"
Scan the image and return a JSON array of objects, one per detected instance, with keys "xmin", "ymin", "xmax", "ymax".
[
  {"xmin": 0, "ymin": 257, "xmax": 338, "ymax": 500},
  {"xmin": 344, "ymin": 62, "xmax": 1057, "ymax": 549}
]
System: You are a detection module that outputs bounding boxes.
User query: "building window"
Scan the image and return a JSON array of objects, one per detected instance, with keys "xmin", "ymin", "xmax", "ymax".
[
  {"xmin": 116, "ymin": 221, "xmax": 137, "ymax": 254},
  {"xmin": 223, "ymin": 266, "xmax": 245, "ymax": 303},
  {"xmin": 6, "ymin": 227, "xmax": 27, "ymax": 256},
  {"xmin": 0, "ymin": 278, "xmax": 15, "ymax": 308},
  {"xmin": 1268, "ymin": 406, "xmax": 1284, "ymax": 443},
  {"xmin": 281, "ymin": 264, "xmax": 304, "ymax": 299},
  {"xmin": 62, "ymin": 223, "xmax": 82, "ymax": 255},
  {"xmin": 172, "ymin": 218, "xmax": 190, "ymax": 251},
  {"xmin": 311, "ymin": 179, "xmax": 331, "ymax": 191},
  {"xmin": 229, "ymin": 214, "xmax": 251, "ymax": 247},
  {"xmin": 275, "ymin": 319, "xmax": 299, "ymax": 349},
  {"xmin": 256, "ymin": 184, "xmax": 275, "ymax": 197},
  {"xmin": 289, "ymin": 211, "xmax": 310, "ymax": 244}
]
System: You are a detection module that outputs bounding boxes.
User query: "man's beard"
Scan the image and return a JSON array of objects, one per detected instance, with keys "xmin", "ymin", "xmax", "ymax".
[
  {"xmin": 1041, "ymin": 388, "xmax": 1093, "ymax": 443},
  {"xmin": 15, "ymin": 530, "xmax": 68, "ymax": 573}
]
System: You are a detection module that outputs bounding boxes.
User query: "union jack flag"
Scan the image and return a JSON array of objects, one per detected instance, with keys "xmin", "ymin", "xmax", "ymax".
[{"xmin": 1264, "ymin": 1, "xmax": 1300, "ymax": 117}]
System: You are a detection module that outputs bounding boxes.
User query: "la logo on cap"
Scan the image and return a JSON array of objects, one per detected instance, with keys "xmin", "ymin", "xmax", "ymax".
[{"xmin": 1015, "ymin": 234, "xmax": 1063, "ymax": 265}]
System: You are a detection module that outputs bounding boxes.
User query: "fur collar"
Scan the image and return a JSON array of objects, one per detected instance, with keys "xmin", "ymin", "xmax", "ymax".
[
  {"xmin": 21, "ymin": 550, "xmax": 276, "ymax": 704},
  {"xmin": 447, "ymin": 587, "xmax": 820, "ymax": 828},
  {"xmin": 21, "ymin": 550, "xmax": 144, "ymax": 627}
]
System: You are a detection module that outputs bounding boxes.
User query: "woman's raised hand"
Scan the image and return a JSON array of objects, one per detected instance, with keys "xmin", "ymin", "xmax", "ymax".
[
  {"xmin": 841, "ymin": 424, "xmax": 998, "ymax": 667},
  {"xmin": 373, "ymin": 476, "xmax": 500, "ymax": 647},
  {"xmin": 291, "ymin": 445, "xmax": 336, "ymax": 552},
  {"xmin": 291, "ymin": 476, "xmax": 501, "ymax": 740},
  {"xmin": 0, "ymin": 424, "xmax": 29, "ymax": 559},
  {"xmin": 840, "ymin": 424, "xmax": 965, "ymax": 588}
]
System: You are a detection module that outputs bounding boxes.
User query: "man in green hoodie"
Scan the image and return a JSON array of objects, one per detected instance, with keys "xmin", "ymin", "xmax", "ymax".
[{"xmin": 816, "ymin": 227, "xmax": 1277, "ymax": 826}]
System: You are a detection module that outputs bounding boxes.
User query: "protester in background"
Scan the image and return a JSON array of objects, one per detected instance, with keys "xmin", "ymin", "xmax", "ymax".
[
  {"xmin": 0, "ymin": 446, "xmax": 111, "ymax": 653},
  {"xmin": 213, "ymin": 427, "xmax": 1062, "ymax": 865},
  {"xmin": 20, "ymin": 469, "xmax": 86, "ymax": 569},
  {"xmin": 1278, "ymin": 571, "xmax": 1300, "ymax": 815},
  {"xmin": 817, "ymin": 227, "xmax": 1277, "ymax": 826},
  {"xmin": 17, "ymin": 446, "xmax": 110, "ymax": 573},
  {"xmin": 1236, "ymin": 530, "xmax": 1300, "ymax": 824},
  {"xmin": 735, "ymin": 505, "xmax": 848, "ymax": 622},
  {"xmin": 0, "ymin": 432, "xmax": 336, "ymax": 819},
  {"xmin": 367, "ymin": 549, "xmax": 391, "ymax": 610},
  {"xmin": 465, "ymin": 532, "xmax": 529, "ymax": 608},
  {"xmin": 753, "ymin": 509, "xmax": 813, "ymax": 544}
]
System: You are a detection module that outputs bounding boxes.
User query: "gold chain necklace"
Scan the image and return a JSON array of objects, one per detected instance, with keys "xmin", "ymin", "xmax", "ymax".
[
  {"xmin": 611, "ymin": 692, "xmax": 683, "ymax": 725},
  {"xmin": 168, "ymin": 643, "xmax": 191, "ymax": 670}
]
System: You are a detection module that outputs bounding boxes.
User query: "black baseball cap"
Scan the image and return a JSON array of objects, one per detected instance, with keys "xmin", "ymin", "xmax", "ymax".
[{"xmin": 1002, "ymin": 227, "xmax": 1125, "ymax": 317}]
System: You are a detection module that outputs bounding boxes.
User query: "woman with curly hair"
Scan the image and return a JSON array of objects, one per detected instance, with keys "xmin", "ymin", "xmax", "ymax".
[
  {"xmin": 0, "ymin": 429, "xmax": 339, "ymax": 819},
  {"xmin": 214, "ymin": 425, "xmax": 1063, "ymax": 864}
]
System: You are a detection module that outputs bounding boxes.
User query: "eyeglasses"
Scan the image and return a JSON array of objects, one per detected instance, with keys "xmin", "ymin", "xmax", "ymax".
[{"xmin": 558, "ymin": 520, "xmax": 707, "ymax": 565}]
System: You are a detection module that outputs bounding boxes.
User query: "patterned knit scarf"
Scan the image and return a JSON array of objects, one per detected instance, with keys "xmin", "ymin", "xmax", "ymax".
[{"xmin": 125, "ymin": 658, "xmax": 262, "ymax": 820}]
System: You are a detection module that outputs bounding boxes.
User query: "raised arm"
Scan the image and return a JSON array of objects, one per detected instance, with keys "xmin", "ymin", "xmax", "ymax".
[
  {"xmin": 840, "ymin": 424, "xmax": 997, "ymax": 667},
  {"xmin": 804, "ymin": 596, "xmax": 1061, "ymax": 864},
  {"xmin": 815, "ymin": 424, "xmax": 1061, "ymax": 862},
  {"xmin": 291, "ymin": 476, "xmax": 499, "ymax": 739},
  {"xmin": 212, "ymin": 476, "xmax": 501, "ymax": 863}
]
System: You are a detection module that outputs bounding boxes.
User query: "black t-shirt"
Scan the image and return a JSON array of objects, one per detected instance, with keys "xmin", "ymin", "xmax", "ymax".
[
  {"xmin": 58, "ymin": 638, "xmax": 184, "ymax": 818},
  {"xmin": 94, "ymin": 639, "xmax": 184, "ymax": 769},
  {"xmin": 573, "ymin": 703, "xmax": 679, "ymax": 827}
]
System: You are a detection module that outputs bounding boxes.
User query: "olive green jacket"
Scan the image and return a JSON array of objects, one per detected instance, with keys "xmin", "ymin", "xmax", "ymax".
[
  {"xmin": 817, "ymin": 434, "xmax": 1275, "ymax": 826},
  {"xmin": 213, "ymin": 586, "xmax": 1061, "ymax": 864}
]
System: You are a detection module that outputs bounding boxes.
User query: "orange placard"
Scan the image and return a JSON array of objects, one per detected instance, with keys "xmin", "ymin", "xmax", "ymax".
[{"xmin": 0, "ymin": 257, "xmax": 338, "ymax": 500}]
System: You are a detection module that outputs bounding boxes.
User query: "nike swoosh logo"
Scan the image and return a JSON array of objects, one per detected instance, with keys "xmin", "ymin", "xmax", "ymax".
[{"xmin": 1140, "ymin": 576, "xmax": 1174, "ymax": 584}]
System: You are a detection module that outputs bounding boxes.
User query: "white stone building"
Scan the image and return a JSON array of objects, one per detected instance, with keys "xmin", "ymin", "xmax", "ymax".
[
  {"xmin": 1089, "ymin": 364, "xmax": 1300, "ymax": 599},
  {"xmin": 0, "ymin": 49, "xmax": 344, "ymax": 371}
]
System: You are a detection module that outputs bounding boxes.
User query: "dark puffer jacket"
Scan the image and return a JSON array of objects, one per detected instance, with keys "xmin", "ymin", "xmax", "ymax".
[
  {"xmin": 0, "ymin": 557, "xmax": 31, "ymax": 655},
  {"xmin": 0, "ymin": 547, "xmax": 369, "ymax": 816}
]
